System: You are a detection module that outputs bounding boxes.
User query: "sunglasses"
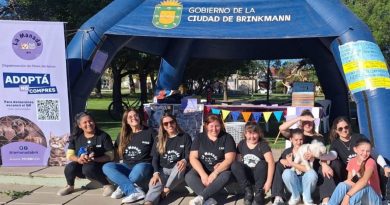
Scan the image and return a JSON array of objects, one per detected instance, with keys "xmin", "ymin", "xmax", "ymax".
[
  {"xmin": 163, "ymin": 121, "xmax": 175, "ymax": 127},
  {"xmin": 337, "ymin": 126, "xmax": 349, "ymax": 132}
]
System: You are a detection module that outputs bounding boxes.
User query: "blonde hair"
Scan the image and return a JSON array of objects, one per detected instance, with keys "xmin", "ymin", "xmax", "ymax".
[{"xmin": 156, "ymin": 113, "xmax": 183, "ymax": 155}]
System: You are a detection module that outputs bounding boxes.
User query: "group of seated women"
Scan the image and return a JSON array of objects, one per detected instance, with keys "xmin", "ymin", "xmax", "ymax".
[{"xmin": 56, "ymin": 108, "xmax": 390, "ymax": 205}]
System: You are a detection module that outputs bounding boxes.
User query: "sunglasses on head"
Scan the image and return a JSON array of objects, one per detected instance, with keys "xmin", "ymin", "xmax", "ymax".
[
  {"xmin": 163, "ymin": 120, "xmax": 175, "ymax": 126},
  {"xmin": 337, "ymin": 126, "xmax": 349, "ymax": 132}
]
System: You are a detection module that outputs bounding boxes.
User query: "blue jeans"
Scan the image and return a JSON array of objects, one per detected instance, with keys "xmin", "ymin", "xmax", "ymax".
[
  {"xmin": 103, "ymin": 162, "xmax": 153, "ymax": 195},
  {"xmin": 282, "ymin": 169, "xmax": 318, "ymax": 204},
  {"xmin": 328, "ymin": 182, "xmax": 381, "ymax": 205}
]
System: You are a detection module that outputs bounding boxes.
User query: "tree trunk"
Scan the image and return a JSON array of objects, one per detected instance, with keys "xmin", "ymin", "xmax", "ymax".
[
  {"xmin": 223, "ymin": 77, "xmax": 229, "ymax": 101},
  {"xmin": 139, "ymin": 68, "xmax": 148, "ymax": 104},
  {"xmin": 112, "ymin": 65, "xmax": 123, "ymax": 116},
  {"xmin": 128, "ymin": 74, "xmax": 136, "ymax": 94}
]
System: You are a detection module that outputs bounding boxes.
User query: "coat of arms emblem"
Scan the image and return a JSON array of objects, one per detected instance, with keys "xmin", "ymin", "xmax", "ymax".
[{"xmin": 153, "ymin": 0, "xmax": 183, "ymax": 29}]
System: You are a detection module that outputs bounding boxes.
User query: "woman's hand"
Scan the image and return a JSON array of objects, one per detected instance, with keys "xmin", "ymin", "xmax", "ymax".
[
  {"xmin": 280, "ymin": 159, "xmax": 291, "ymax": 168},
  {"xmin": 207, "ymin": 172, "xmax": 218, "ymax": 185},
  {"xmin": 300, "ymin": 115, "xmax": 314, "ymax": 122},
  {"xmin": 263, "ymin": 181, "xmax": 272, "ymax": 193},
  {"xmin": 200, "ymin": 173, "xmax": 209, "ymax": 187},
  {"xmin": 341, "ymin": 195, "xmax": 350, "ymax": 205},
  {"xmin": 176, "ymin": 160, "xmax": 187, "ymax": 173},
  {"xmin": 77, "ymin": 155, "xmax": 89, "ymax": 164},
  {"xmin": 304, "ymin": 151, "xmax": 313, "ymax": 161},
  {"xmin": 150, "ymin": 174, "xmax": 161, "ymax": 186},
  {"xmin": 286, "ymin": 153, "xmax": 293, "ymax": 164},
  {"xmin": 321, "ymin": 163, "xmax": 334, "ymax": 179}
]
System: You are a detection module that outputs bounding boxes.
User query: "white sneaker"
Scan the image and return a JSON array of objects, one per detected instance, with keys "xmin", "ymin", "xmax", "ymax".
[
  {"xmin": 121, "ymin": 187, "xmax": 145, "ymax": 203},
  {"xmin": 189, "ymin": 195, "xmax": 204, "ymax": 205},
  {"xmin": 204, "ymin": 197, "xmax": 217, "ymax": 205},
  {"xmin": 111, "ymin": 186, "xmax": 124, "ymax": 199},
  {"xmin": 288, "ymin": 196, "xmax": 300, "ymax": 205},
  {"xmin": 273, "ymin": 196, "xmax": 284, "ymax": 205}
]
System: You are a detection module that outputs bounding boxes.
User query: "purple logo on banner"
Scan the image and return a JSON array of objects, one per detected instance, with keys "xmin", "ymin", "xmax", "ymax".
[
  {"xmin": 12, "ymin": 30, "xmax": 43, "ymax": 60},
  {"xmin": 1, "ymin": 142, "xmax": 49, "ymax": 166}
]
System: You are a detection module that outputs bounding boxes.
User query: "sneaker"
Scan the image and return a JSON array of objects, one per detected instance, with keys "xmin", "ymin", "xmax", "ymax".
[
  {"xmin": 273, "ymin": 196, "xmax": 284, "ymax": 205},
  {"xmin": 288, "ymin": 196, "xmax": 300, "ymax": 205},
  {"xmin": 57, "ymin": 185, "xmax": 74, "ymax": 196},
  {"xmin": 102, "ymin": 185, "xmax": 115, "ymax": 197},
  {"xmin": 243, "ymin": 186, "xmax": 253, "ymax": 205},
  {"xmin": 121, "ymin": 187, "xmax": 145, "ymax": 203},
  {"xmin": 204, "ymin": 197, "xmax": 217, "ymax": 205},
  {"xmin": 189, "ymin": 195, "xmax": 204, "ymax": 205},
  {"xmin": 111, "ymin": 186, "xmax": 124, "ymax": 199}
]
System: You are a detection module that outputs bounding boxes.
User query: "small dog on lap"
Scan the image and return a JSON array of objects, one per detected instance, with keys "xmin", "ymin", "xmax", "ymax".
[{"xmin": 292, "ymin": 140, "xmax": 327, "ymax": 174}]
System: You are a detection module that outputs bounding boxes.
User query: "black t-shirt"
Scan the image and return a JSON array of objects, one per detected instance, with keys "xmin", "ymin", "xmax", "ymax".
[
  {"xmin": 151, "ymin": 132, "xmax": 192, "ymax": 172},
  {"xmin": 115, "ymin": 127, "xmax": 156, "ymax": 166},
  {"xmin": 68, "ymin": 130, "xmax": 114, "ymax": 158},
  {"xmin": 191, "ymin": 132, "xmax": 236, "ymax": 173},
  {"xmin": 329, "ymin": 134, "xmax": 363, "ymax": 165},
  {"xmin": 237, "ymin": 140, "xmax": 271, "ymax": 168}
]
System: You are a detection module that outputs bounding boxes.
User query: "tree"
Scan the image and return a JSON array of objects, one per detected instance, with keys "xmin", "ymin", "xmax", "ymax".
[
  {"xmin": 343, "ymin": 0, "xmax": 390, "ymax": 62},
  {"xmin": 184, "ymin": 59, "xmax": 251, "ymax": 101}
]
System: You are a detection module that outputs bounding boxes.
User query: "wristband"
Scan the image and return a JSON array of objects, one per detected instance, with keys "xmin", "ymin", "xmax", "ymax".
[
  {"xmin": 153, "ymin": 172, "xmax": 160, "ymax": 176},
  {"xmin": 346, "ymin": 193, "xmax": 352, "ymax": 198}
]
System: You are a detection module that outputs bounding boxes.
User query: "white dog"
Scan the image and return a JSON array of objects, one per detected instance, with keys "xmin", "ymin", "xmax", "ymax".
[{"xmin": 292, "ymin": 140, "xmax": 327, "ymax": 174}]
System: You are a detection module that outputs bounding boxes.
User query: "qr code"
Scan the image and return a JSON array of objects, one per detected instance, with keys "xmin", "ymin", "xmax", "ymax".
[{"xmin": 36, "ymin": 99, "xmax": 60, "ymax": 121}]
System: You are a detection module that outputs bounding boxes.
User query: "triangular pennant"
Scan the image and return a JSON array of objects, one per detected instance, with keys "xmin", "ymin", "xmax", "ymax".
[
  {"xmin": 252, "ymin": 112, "xmax": 262, "ymax": 123},
  {"xmin": 221, "ymin": 110, "xmax": 231, "ymax": 121},
  {"xmin": 231, "ymin": 111, "xmax": 241, "ymax": 121},
  {"xmin": 211, "ymin": 108, "xmax": 221, "ymax": 115},
  {"xmin": 205, "ymin": 106, "xmax": 211, "ymax": 113},
  {"xmin": 263, "ymin": 112, "xmax": 272, "ymax": 123},
  {"xmin": 242, "ymin": 112, "xmax": 252, "ymax": 122},
  {"xmin": 273, "ymin": 111, "xmax": 284, "ymax": 122}
]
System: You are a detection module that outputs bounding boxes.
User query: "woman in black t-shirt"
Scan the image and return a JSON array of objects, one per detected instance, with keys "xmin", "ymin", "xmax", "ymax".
[
  {"xmin": 329, "ymin": 116, "xmax": 390, "ymax": 200},
  {"xmin": 57, "ymin": 112, "xmax": 115, "ymax": 196},
  {"xmin": 185, "ymin": 115, "xmax": 236, "ymax": 205},
  {"xmin": 231, "ymin": 122, "xmax": 275, "ymax": 205},
  {"xmin": 102, "ymin": 108, "xmax": 156, "ymax": 204},
  {"xmin": 144, "ymin": 113, "xmax": 192, "ymax": 205},
  {"xmin": 279, "ymin": 109, "xmax": 334, "ymax": 204}
]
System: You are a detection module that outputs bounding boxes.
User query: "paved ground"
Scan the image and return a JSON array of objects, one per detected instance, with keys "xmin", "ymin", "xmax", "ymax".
[{"xmin": 0, "ymin": 149, "xmax": 309, "ymax": 205}]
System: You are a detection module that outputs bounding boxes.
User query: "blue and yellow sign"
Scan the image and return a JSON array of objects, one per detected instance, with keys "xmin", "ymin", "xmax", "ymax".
[{"xmin": 152, "ymin": 0, "xmax": 183, "ymax": 29}]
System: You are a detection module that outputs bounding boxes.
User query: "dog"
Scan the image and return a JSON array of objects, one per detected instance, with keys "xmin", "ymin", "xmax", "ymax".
[{"xmin": 292, "ymin": 140, "xmax": 327, "ymax": 174}]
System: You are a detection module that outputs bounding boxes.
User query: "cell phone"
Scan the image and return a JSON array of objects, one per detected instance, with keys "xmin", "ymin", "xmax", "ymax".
[{"xmin": 351, "ymin": 175, "xmax": 360, "ymax": 183}]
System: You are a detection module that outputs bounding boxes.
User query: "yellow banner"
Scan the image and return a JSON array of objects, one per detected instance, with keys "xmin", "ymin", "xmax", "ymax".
[
  {"xmin": 263, "ymin": 112, "xmax": 272, "ymax": 123},
  {"xmin": 343, "ymin": 60, "xmax": 387, "ymax": 73},
  {"xmin": 221, "ymin": 110, "xmax": 230, "ymax": 121}
]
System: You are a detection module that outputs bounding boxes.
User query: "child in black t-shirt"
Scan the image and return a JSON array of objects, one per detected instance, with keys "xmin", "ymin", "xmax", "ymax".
[{"xmin": 231, "ymin": 122, "xmax": 275, "ymax": 205}]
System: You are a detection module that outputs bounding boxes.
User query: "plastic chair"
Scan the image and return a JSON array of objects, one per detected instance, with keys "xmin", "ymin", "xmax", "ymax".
[{"xmin": 316, "ymin": 99, "xmax": 332, "ymax": 133}]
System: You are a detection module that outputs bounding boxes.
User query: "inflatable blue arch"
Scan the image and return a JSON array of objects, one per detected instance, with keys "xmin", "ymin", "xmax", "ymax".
[{"xmin": 67, "ymin": 0, "xmax": 390, "ymax": 158}]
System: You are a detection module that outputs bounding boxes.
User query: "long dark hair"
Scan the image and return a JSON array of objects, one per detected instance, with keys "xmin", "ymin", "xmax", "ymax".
[
  {"xmin": 118, "ymin": 108, "xmax": 143, "ymax": 158},
  {"xmin": 354, "ymin": 138, "xmax": 372, "ymax": 177},
  {"xmin": 71, "ymin": 112, "xmax": 99, "ymax": 138},
  {"xmin": 329, "ymin": 116, "xmax": 352, "ymax": 142},
  {"xmin": 157, "ymin": 113, "xmax": 184, "ymax": 155}
]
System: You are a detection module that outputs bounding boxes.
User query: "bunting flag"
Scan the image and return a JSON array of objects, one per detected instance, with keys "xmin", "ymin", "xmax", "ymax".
[
  {"xmin": 231, "ymin": 111, "xmax": 241, "ymax": 121},
  {"xmin": 273, "ymin": 111, "xmax": 284, "ymax": 122},
  {"xmin": 252, "ymin": 112, "xmax": 262, "ymax": 123},
  {"xmin": 221, "ymin": 110, "xmax": 230, "ymax": 121},
  {"xmin": 211, "ymin": 108, "xmax": 221, "ymax": 115},
  {"xmin": 242, "ymin": 112, "xmax": 252, "ymax": 122},
  {"xmin": 263, "ymin": 112, "xmax": 272, "ymax": 123},
  {"xmin": 205, "ymin": 106, "xmax": 211, "ymax": 113}
]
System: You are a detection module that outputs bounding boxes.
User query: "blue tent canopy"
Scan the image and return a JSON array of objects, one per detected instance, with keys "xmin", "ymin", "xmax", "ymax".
[{"xmin": 67, "ymin": 0, "xmax": 390, "ymax": 159}]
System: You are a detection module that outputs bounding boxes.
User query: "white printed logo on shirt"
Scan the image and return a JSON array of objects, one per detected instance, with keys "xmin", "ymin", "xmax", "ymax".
[
  {"xmin": 201, "ymin": 152, "xmax": 218, "ymax": 165},
  {"xmin": 125, "ymin": 146, "xmax": 142, "ymax": 158},
  {"xmin": 164, "ymin": 150, "xmax": 181, "ymax": 163},
  {"xmin": 243, "ymin": 154, "xmax": 261, "ymax": 168}
]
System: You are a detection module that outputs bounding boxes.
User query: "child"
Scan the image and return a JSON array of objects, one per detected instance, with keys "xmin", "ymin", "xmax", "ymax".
[
  {"xmin": 231, "ymin": 122, "xmax": 275, "ymax": 205},
  {"xmin": 282, "ymin": 128, "xmax": 318, "ymax": 205},
  {"xmin": 328, "ymin": 138, "xmax": 382, "ymax": 205}
]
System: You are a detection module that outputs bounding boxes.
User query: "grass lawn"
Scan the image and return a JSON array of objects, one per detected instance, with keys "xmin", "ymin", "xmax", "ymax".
[{"xmin": 85, "ymin": 91, "xmax": 331, "ymax": 149}]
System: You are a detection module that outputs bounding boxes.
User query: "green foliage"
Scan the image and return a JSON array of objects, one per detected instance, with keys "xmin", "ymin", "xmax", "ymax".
[
  {"xmin": 0, "ymin": 190, "xmax": 31, "ymax": 199},
  {"xmin": 343, "ymin": 0, "xmax": 390, "ymax": 62}
]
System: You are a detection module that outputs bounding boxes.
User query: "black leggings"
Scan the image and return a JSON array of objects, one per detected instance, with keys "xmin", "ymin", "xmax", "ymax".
[
  {"xmin": 231, "ymin": 160, "xmax": 267, "ymax": 191},
  {"xmin": 184, "ymin": 168, "xmax": 231, "ymax": 200},
  {"xmin": 271, "ymin": 161, "xmax": 287, "ymax": 198},
  {"xmin": 64, "ymin": 161, "xmax": 109, "ymax": 186}
]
